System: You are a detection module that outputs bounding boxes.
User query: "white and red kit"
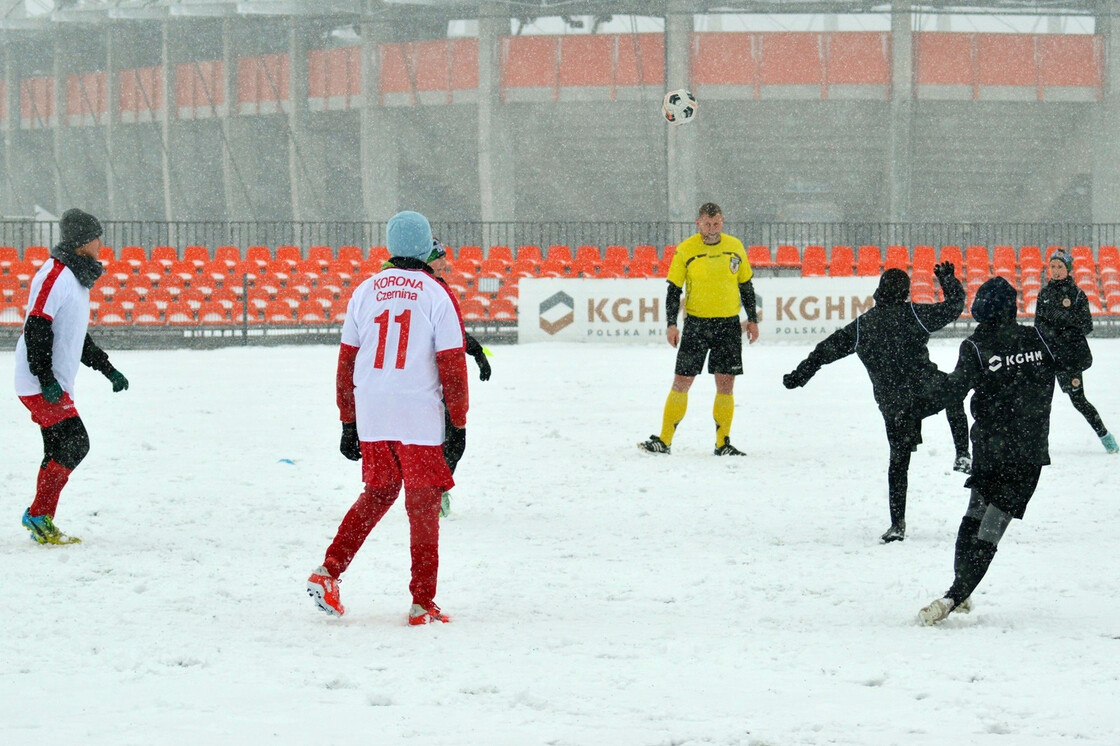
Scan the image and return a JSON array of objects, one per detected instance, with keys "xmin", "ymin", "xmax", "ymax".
[
  {"xmin": 324, "ymin": 261, "xmax": 469, "ymax": 608},
  {"xmin": 14, "ymin": 258, "xmax": 91, "ymax": 400}
]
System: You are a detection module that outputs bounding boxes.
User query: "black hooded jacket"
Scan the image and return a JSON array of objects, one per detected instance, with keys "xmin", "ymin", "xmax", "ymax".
[
  {"xmin": 798, "ymin": 269, "xmax": 965, "ymax": 417},
  {"xmin": 1033, "ymin": 276, "xmax": 1092, "ymax": 371}
]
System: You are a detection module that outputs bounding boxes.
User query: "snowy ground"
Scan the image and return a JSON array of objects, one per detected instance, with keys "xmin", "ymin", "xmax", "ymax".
[{"xmin": 1, "ymin": 338, "xmax": 1118, "ymax": 745}]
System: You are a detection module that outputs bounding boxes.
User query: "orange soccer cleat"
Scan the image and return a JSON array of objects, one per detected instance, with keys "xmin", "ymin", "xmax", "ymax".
[
  {"xmin": 307, "ymin": 566, "xmax": 345, "ymax": 617},
  {"xmin": 408, "ymin": 603, "xmax": 450, "ymax": 626}
]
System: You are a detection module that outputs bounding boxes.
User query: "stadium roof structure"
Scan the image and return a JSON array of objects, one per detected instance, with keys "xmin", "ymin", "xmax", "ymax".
[{"xmin": 0, "ymin": 0, "xmax": 1113, "ymax": 30}]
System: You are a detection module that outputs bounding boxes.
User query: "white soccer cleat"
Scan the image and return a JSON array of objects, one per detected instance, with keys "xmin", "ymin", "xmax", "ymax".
[
  {"xmin": 307, "ymin": 566, "xmax": 345, "ymax": 617},
  {"xmin": 918, "ymin": 597, "xmax": 955, "ymax": 626},
  {"xmin": 952, "ymin": 597, "xmax": 973, "ymax": 615}
]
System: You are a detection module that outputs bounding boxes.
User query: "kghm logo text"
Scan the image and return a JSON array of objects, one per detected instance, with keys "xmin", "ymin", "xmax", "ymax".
[{"xmin": 987, "ymin": 350, "xmax": 1044, "ymax": 372}]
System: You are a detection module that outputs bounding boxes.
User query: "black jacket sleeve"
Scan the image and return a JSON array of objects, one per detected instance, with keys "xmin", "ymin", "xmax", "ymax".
[
  {"xmin": 805, "ymin": 318, "xmax": 859, "ymax": 369},
  {"xmin": 943, "ymin": 339, "xmax": 981, "ymax": 404},
  {"xmin": 739, "ymin": 280, "xmax": 758, "ymax": 323},
  {"xmin": 1071, "ymin": 289, "xmax": 1094, "ymax": 337},
  {"xmin": 81, "ymin": 334, "xmax": 115, "ymax": 376},
  {"xmin": 23, "ymin": 315, "xmax": 57, "ymax": 386},
  {"xmin": 665, "ymin": 281, "xmax": 682, "ymax": 328},
  {"xmin": 464, "ymin": 332, "xmax": 483, "ymax": 358},
  {"xmin": 913, "ymin": 272, "xmax": 965, "ymax": 332}
]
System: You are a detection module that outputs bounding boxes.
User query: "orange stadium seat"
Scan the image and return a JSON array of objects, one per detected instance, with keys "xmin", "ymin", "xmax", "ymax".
[
  {"xmin": 368, "ymin": 246, "xmax": 389, "ymax": 265},
  {"xmin": 489, "ymin": 297, "xmax": 517, "ymax": 320},
  {"xmin": 298, "ymin": 299, "xmax": 329, "ymax": 324},
  {"xmin": 884, "ymin": 245, "xmax": 908, "ymax": 272},
  {"xmin": 630, "ymin": 245, "xmax": 659, "ymax": 276},
  {"xmin": 94, "ymin": 301, "xmax": 128, "ymax": 326},
  {"xmin": 1099, "ymin": 245, "xmax": 1119, "ymax": 271},
  {"xmin": 275, "ymin": 245, "xmax": 301, "ymax": 265},
  {"xmin": 131, "ymin": 301, "xmax": 163, "ymax": 325},
  {"xmin": 992, "ymin": 246, "xmax": 1016, "ymax": 275},
  {"xmin": 167, "ymin": 260, "xmax": 197, "ymax": 283},
  {"xmin": 912, "ymin": 245, "xmax": 936, "ymax": 273},
  {"xmin": 151, "ymin": 246, "xmax": 177, "ymax": 266},
  {"xmin": 801, "ymin": 245, "xmax": 827, "ymax": 277},
  {"xmin": 775, "ymin": 245, "xmax": 800, "ymax": 269},
  {"xmin": 456, "ymin": 245, "xmax": 483, "ymax": 267},
  {"xmin": 264, "ymin": 300, "xmax": 296, "ymax": 324},
  {"xmin": 603, "ymin": 245, "xmax": 630, "ymax": 273},
  {"xmin": 0, "ymin": 246, "xmax": 20, "ymax": 271},
  {"xmin": 748, "ymin": 245, "xmax": 773, "ymax": 270},
  {"xmin": 510, "ymin": 258, "xmax": 539, "ymax": 279},
  {"xmin": 337, "ymin": 246, "xmax": 363, "ymax": 267},
  {"xmin": 198, "ymin": 301, "xmax": 231, "ymax": 325},
  {"xmin": 828, "ymin": 246, "xmax": 855, "ymax": 276},
  {"xmin": 215, "ymin": 245, "xmax": 241, "ymax": 267},
  {"xmin": 516, "ymin": 245, "xmax": 543, "ymax": 264},
  {"xmin": 459, "ymin": 297, "xmax": 486, "ymax": 321},
  {"xmin": 939, "ymin": 245, "xmax": 963, "ymax": 270},
  {"xmin": 965, "ymin": 245, "xmax": 990, "ymax": 279},
  {"xmin": 165, "ymin": 300, "xmax": 197, "ymax": 326},
  {"xmin": 119, "ymin": 246, "xmax": 146, "ymax": 266},
  {"xmin": 245, "ymin": 246, "xmax": 271, "ymax": 266},
  {"xmin": 184, "ymin": 245, "xmax": 210, "ymax": 267},
  {"xmin": 1019, "ymin": 246, "xmax": 1044, "ymax": 280},
  {"xmin": 307, "ymin": 245, "xmax": 332, "ymax": 267},
  {"xmin": 23, "ymin": 246, "xmax": 48, "ymax": 266},
  {"xmin": 856, "ymin": 245, "xmax": 881, "ymax": 276},
  {"xmin": 479, "ymin": 257, "xmax": 510, "ymax": 277},
  {"xmin": 488, "ymin": 245, "xmax": 513, "ymax": 263}
]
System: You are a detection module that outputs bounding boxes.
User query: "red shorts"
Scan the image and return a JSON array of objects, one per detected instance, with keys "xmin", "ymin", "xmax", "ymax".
[
  {"xmin": 19, "ymin": 392, "xmax": 80, "ymax": 428},
  {"xmin": 361, "ymin": 441, "xmax": 454, "ymax": 492}
]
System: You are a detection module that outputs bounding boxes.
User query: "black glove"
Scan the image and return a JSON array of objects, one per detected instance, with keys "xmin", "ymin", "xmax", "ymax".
[
  {"xmin": 471, "ymin": 350, "xmax": 491, "ymax": 381},
  {"xmin": 41, "ymin": 379, "xmax": 63, "ymax": 403},
  {"xmin": 107, "ymin": 369, "xmax": 129, "ymax": 392},
  {"xmin": 339, "ymin": 421, "xmax": 361, "ymax": 461},
  {"xmin": 934, "ymin": 261, "xmax": 956, "ymax": 282},
  {"xmin": 783, "ymin": 361, "xmax": 818, "ymax": 389}
]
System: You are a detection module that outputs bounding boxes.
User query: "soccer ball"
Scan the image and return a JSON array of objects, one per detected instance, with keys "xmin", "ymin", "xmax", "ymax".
[{"xmin": 662, "ymin": 89, "xmax": 698, "ymax": 125}]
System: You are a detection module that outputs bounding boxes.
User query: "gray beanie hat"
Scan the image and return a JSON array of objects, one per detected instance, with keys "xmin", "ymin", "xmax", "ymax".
[{"xmin": 387, "ymin": 211, "xmax": 433, "ymax": 260}]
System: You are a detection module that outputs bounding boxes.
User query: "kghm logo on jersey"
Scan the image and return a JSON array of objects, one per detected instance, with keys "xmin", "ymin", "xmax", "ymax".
[
  {"xmin": 539, "ymin": 291, "xmax": 574, "ymax": 335},
  {"xmin": 988, "ymin": 350, "xmax": 1044, "ymax": 372}
]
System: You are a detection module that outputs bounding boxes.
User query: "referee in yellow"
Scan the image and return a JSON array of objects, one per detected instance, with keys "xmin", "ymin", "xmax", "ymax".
[{"xmin": 639, "ymin": 202, "xmax": 759, "ymax": 456}]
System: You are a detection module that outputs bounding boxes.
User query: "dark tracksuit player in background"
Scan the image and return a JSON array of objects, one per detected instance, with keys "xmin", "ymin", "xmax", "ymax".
[
  {"xmin": 783, "ymin": 262, "xmax": 972, "ymax": 544},
  {"xmin": 1033, "ymin": 248, "xmax": 1117, "ymax": 454}
]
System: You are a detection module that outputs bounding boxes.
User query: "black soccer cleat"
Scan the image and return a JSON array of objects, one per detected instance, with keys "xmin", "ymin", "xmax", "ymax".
[
  {"xmin": 714, "ymin": 437, "xmax": 746, "ymax": 456},
  {"xmin": 638, "ymin": 435, "xmax": 671, "ymax": 454},
  {"xmin": 880, "ymin": 523, "xmax": 906, "ymax": 544}
]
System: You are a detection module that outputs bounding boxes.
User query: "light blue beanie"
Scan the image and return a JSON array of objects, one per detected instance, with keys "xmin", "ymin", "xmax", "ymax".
[{"xmin": 387, "ymin": 211, "xmax": 433, "ymax": 260}]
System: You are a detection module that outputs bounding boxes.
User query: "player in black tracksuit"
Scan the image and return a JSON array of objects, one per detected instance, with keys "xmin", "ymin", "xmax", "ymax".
[
  {"xmin": 918, "ymin": 276, "xmax": 1092, "ymax": 625},
  {"xmin": 1033, "ymin": 249, "xmax": 1117, "ymax": 453},
  {"xmin": 783, "ymin": 262, "xmax": 971, "ymax": 543}
]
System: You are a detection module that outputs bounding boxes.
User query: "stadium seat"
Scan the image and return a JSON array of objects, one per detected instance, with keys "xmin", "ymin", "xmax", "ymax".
[
  {"xmin": 509, "ymin": 258, "xmax": 539, "ymax": 278},
  {"xmin": 884, "ymin": 245, "xmax": 908, "ymax": 272},
  {"xmin": 1099, "ymin": 245, "xmax": 1119, "ymax": 271},
  {"xmin": 147, "ymin": 286, "xmax": 174, "ymax": 310},
  {"xmin": 93, "ymin": 301, "xmax": 127, "ymax": 326},
  {"xmin": 165, "ymin": 300, "xmax": 197, "ymax": 326},
  {"xmin": 178, "ymin": 287, "xmax": 206, "ymax": 310},
  {"xmin": 488, "ymin": 245, "xmax": 513, "ymax": 263},
  {"xmin": 167, "ymin": 260, "xmax": 197, "ymax": 284},
  {"xmin": 630, "ymin": 245, "xmax": 659, "ymax": 277},
  {"xmin": 459, "ymin": 297, "xmax": 487, "ymax": 321},
  {"xmin": 197, "ymin": 301, "xmax": 231, "ymax": 325},
  {"xmin": 265, "ymin": 259, "xmax": 292, "ymax": 285},
  {"xmin": 603, "ymin": 245, "xmax": 630, "ymax": 274},
  {"xmin": 572, "ymin": 252, "xmax": 600, "ymax": 278},
  {"xmin": 337, "ymin": 245, "xmax": 363, "ymax": 267},
  {"xmin": 856, "ymin": 245, "xmax": 881, "ymax": 276},
  {"xmin": 541, "ymin": 246, "xmax": 572, "ymax": 276},
  {"xmin": 214, "ymin": 245, "xmax": 241, "ymax": 267},
  {"xmin": 748, "ymin": 245, "xmax": 773, "ymax": 270},
  {"xmin": 828, "ymin": 246, "xmax": 855, "ymax": 277},
  {"xmin": 298, "ymin": 299, "xmax": 329, "ymax": 324},
  {"xmin": 151, "ymin": 246, "xmax": 177, "ymax": 266},
  {"xmin": 939, "ymin": 245, "xmax": 963, "ymax": 269},
  {"xmin": 231, "ymin": 260, "xmax": 260, "ymax": 283},
  {"xmin": 775, "ymin": 245, "xmax": 800, "ymax": 269},
  {"xmin": 119, "ymin": 246, "xmax": 146, "ymax": 267},
  {"xmin": 368, "ymin": 246, "xmax": 389, "ymax": 265},
  {"xmin": 479, "ymin": 257, "xmax": 510, "ymax": 277},
  {"xmin": 131, "ymin": 301, "xmax": 163, "ymax": 325},
  {"xmin": 801, "ymin": 245, "xmax": 827, "ymax": 277},
  {"xmin": 965, "ymin": 246, "xmax": 990, "ymax": 279},
  {"xmin": 489, "ymin": 297, "xmax": 517, "ymax": 320},
  {"xmin": 23, "ymin": 246, "xmax": 49, "ymax": 267},
  {"xmin": 992, "ymin": 246, "xmax": 1016, "ymax": 275},
  {"xmin": 516, "ymin": 245, "xmax": 543, "ymax": 264},
  {"xmin": 0, "ymin": 275, "xmax": 20, "ymax": 303},
  {"xmin": 245, "ymin": 246, "xmax": 271, "ymax": 266},
  {"xmin": 264, "ymin": 300, "xmax": 296, "ymax": 324},
  {"xmin": 183, "ymin": 245, "xmax": 210, "ymax": 267},
  {"xmin": 275, "ymin": 245, "xmax": 301, "ymax": 265},
  {"xmin": 0, "ymin": 246, "xmax": 20, "ymax": 271},
  {"xmin": 912, "ymin": 245, "xmax": 936, "ymax": 273},
  {"xmin": 307, "ymin": 245, "xmax": 332, "ymax": 268},
  {"xmin": 457, "ymin": 245, "xmax": 483, "ymax": 267},
  {"xmin": 317, "ymin": 272, "xmax": 345, "ymax": 297}
]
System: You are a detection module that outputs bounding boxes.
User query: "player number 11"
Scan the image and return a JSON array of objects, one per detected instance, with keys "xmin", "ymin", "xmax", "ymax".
[{"xmin": 373, "ymin": 309, "xmax": 411, "ymax": 369}]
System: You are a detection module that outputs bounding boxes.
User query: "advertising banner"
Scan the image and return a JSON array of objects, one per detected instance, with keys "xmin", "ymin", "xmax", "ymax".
[{"xmin": 517, "ymin": 276, "xmax": 880, "ymax": 344}]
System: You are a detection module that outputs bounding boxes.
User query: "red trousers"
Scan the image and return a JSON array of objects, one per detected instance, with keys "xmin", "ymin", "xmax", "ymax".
[{"xmin": 323, "ymin": 441, "xmax": 453, "ymax": 608}]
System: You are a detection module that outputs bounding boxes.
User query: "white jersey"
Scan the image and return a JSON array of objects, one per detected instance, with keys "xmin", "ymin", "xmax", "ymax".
[
  {"xmin": 14, "ymin": 258, "xmax": 91, "ymax": 397},
  {"xmin": 341, "ymin": 266, "xmax": 465, "ymax": 445}
]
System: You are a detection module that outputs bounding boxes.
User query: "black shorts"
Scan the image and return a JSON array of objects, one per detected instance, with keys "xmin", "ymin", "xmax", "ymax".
[
  {"xmin": 964, "ymin": 464, "xmax": 1043, "ymax": 520},
  {"xmin": 675, "ymin": 316, "xmax": 743, "ymax": 377}
]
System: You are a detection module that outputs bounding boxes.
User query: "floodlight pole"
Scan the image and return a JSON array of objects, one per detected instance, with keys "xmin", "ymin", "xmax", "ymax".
[
  {"xmin": 888, "ymin": 0, "xmax": 914, "ymax": 225},
  {"xmin": 360, "ymin": 17, "xmax": 398, "ymax": 224},
  {"xmin": 478, "ymin": 1, "xmax": 516, "ymax": 242}
]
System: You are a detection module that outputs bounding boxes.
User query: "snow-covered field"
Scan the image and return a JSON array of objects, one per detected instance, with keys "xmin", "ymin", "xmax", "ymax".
[{"xmin": 2, "ymin": 338, "xmax": 1118, "ymax": 745}]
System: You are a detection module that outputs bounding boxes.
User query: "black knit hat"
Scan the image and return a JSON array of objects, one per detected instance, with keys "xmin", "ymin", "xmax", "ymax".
[
  {"xmin": 971, "ymin": 277, "xmax": 1018, "ymax": 324},
  {"xmin": 874, "ymin": 268, "xmax": 911, "ymax": 303},
  {"xmin": 59, "ymin": 208, "xmax": 103, "ymax": 249}
]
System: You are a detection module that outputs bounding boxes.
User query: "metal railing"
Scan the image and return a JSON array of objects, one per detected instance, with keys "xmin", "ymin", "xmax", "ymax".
[{"xmin": 4, "ymin": 220, "xmax": 1120, "ymax": 256}]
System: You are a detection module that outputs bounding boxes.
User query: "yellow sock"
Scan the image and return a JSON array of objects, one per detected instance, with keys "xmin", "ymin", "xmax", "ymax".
[
  {"xmin": 659, "ymin": 390, "xmax": 688, "ymax": 445},
  {"xmin": 713, "ymin": 393, "xmax": 734, "ymax": 447}
]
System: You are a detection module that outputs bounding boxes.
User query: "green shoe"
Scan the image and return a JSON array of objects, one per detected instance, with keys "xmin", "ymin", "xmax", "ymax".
[
  {"xmin": 439, "ymin": 491, "xmax": 451, "ymax": 518},
  {"xmin": 22, "ymin": 509, "xmax": 81, "ymax": 545}
]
